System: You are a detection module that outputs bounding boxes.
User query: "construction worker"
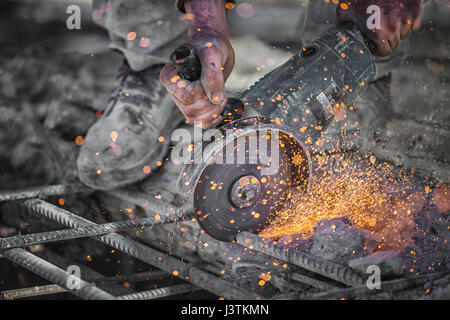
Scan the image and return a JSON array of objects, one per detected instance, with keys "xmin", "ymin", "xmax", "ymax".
[{"xmin": 77, "ymin": 0, "xmax": 423, "ymax": 190}]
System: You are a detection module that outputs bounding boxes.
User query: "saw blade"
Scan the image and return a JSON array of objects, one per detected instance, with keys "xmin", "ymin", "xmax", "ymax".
[{"xmin": 193, "ymin": 130, "xmax": 303, "ymax": 242}]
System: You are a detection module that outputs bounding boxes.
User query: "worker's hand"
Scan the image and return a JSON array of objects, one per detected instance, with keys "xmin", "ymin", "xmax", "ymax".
[
  {"xmin": 337, "ymin": 0, "xmax": 423, "ymax": 56},
  {"xmin": 160, "ymin": 0, "xmax": 234, "ymax": 129}
]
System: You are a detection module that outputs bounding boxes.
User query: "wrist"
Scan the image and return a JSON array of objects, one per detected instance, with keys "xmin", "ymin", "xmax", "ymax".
[{"xmin": 185, "ymin": 0, "xmax": 229, "ymax": 37}]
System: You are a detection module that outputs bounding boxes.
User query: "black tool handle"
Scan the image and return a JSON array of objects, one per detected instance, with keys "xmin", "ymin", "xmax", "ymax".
[
  {"xmin": 169, "ymin": 44, "xmax": 202, "ymax": 82},
  {"xmin": 169, "ymin": 44, "xmax": 244, "ymax": 123}
]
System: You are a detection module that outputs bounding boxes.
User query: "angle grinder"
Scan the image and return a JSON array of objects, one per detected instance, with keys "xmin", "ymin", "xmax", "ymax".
[{"xmin": 170, "ymin": 23, "xmax": 376, "ymax": 242}]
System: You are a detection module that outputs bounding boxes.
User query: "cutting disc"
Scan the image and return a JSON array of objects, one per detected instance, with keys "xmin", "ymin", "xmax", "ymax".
[{"xmin": 193, "ymin": 129, "xmax": 310, "ymax": 242}]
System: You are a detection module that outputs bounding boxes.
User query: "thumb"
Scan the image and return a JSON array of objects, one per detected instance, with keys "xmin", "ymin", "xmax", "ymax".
[{"xmin": 199, "ymin": 47, "xmax": 226, "ymax": 105}]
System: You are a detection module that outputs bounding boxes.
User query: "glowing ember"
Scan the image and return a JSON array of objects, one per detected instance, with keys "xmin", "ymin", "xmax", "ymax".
[
  {"xmin": 110, "ymin": 131, "xmax": 118, "ymax": 142},
  {"xmin": 75, "ymin": 136, "xmax": 83, "ymax": 146},
  {"xmin": 143, "ymin": 165, "xmax": 151, "ymax": 174},
  {"xmin": 126, "ymin": 32, "xmax": 136, "ymax": 41},
  {"xmin": 260, "ymin": 153, "xmax": 426, "ymax": 252}
]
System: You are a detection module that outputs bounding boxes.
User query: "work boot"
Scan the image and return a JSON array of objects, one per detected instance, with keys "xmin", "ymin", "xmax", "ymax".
[{"xmin": 77, "ymin": 63, "xmax": 183, "ymax": 190}]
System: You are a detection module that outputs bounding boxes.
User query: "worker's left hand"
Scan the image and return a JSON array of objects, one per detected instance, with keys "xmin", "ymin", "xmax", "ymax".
[
  {"xmin": 160, "ymin": 0, "xmax": 234, "ymax": 129},
  {"xmin": 337, "ymin": 0, "xmax": 423, "ymax": 56}
]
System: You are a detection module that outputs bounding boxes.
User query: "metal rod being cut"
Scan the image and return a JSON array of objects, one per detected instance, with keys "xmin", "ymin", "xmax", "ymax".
[{"xmin": 236, "ymin": 232, "xmax": 366, "ymax": 287}]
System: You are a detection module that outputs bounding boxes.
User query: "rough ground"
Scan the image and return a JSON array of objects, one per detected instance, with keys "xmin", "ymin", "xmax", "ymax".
[{"xmin": 0, "ymin": 0, "xmax": 449, "ymax": 299}]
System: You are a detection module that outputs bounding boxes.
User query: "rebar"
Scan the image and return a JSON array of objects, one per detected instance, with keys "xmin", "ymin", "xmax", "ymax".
[
  {"xmin": 96, "ymin": 270, "xmax": 169, "ymax": 285},
  {"xmin": 119, "ymin": 284, "xmax": 198, "ymax": 300},
  {"xmin": 0, "ymin": 217, "xmax": 175, "ymax": 250},
  {"xmin": 231, "ymin": 260, "xmax": 271, "ymax": 275},
  {"xmin": 1, "ymin": 267, "xmax": 289, "ymax": 300},
  {"xmin": 289, "ymin": 272, "xmax": 341, "ymax": 290},
  {"xmin": 227, "ymin": 267, "xmax": 286, "ymax": 283},
  {"xmin": 0, "ymin": 184, "xmax": 90, "ymax": 202},
  {"xmin": 38, "ymin": 249, "xmax": 134, "ymax": 296},
  {"xmin": 120, "ymin": 268, "xmax": 287, "ymax": 300},
  {"xmin": 296, "ymin": 272, "xmax": 448, "ymax": 300},
  {"xmin": 1, "ymin": 284, "xmax": 67, "ymax": 300},
  {"xmin": 0, "ymin": 271, "xmax": 172, "ymax": 300},
  {"xmin": 430, "ymin": 282, "xmax": 450, "ymax": 300},
  {"xmin": 236, "ymin": 232, "xmax": 365, "ymax": 287},
  {"xmin": 22, "ymin": 199, "xmax": 262, "ymax": 300},
  {"xmin": 2, "ymin": 247, "xmax": 116, "ymax": 300}
]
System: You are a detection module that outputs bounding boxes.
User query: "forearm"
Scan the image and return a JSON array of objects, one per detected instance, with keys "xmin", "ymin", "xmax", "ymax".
[{"xmin": 184, "ymin": 0, "xmax": 229, "ymax": 37}]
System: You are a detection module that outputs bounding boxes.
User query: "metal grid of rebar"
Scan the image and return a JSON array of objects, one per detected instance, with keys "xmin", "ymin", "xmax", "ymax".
[
  {"xmin": 1, "ymin": 184, "xmax": 447, "ymax": 300},
  {"xmin": 0, "ymin": 185, "xmax": 264, "ymax": 300}
]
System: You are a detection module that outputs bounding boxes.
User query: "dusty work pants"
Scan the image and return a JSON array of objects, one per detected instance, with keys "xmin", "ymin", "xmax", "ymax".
[{"xmin": 92, "ymin": 0, "xmax": 188, "ymax": 71}]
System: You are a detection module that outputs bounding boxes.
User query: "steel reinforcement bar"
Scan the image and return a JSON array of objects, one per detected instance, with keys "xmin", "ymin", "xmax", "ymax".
[
  {"xmin": 0, "ymin": 271, "xmax": 171, "ymax": 300},
  {"xmin": 0, "ymin": 217, "xmax": 177, "ymax": 250},
  {"xmin": 1, "ymin": 247, "xmax": 116, "ymax": 300},
  {"xmin": 1, "ymin": 284, "xmax": 68, "ymax": 300},
  {"xmin": 0, "ymin": 185, "xmax": 186, "ymax": 218},
  {"xmin": 0, "ymin": 184, "xmax": 90, "ymax": 202},
  {"xmin": 236, "ymin": 232, "xmax": 366, "ymax": 287},
  {"xmin": 20, "ymin": 199, "xmax": 262, "ymax": 300},
  {"xmin": 298, "ymin": 272, "xmax": 449, "ymax": 300},
  {"xmin": 118, "ymin": 284, "xmax": 199, "ymax": 300},
  {"xmin": 289, "ymin": 272, "xmax": 341, "ymax": 290}
]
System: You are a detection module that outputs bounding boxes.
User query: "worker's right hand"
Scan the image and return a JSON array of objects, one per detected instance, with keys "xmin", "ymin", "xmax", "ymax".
[
  {"xmin": 337, "ymin": 0, "xmax": 423, "ymax": 57},
  {"xmin": 160, "ymin": 0, "xmax": 235, "ymax": 129}
]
